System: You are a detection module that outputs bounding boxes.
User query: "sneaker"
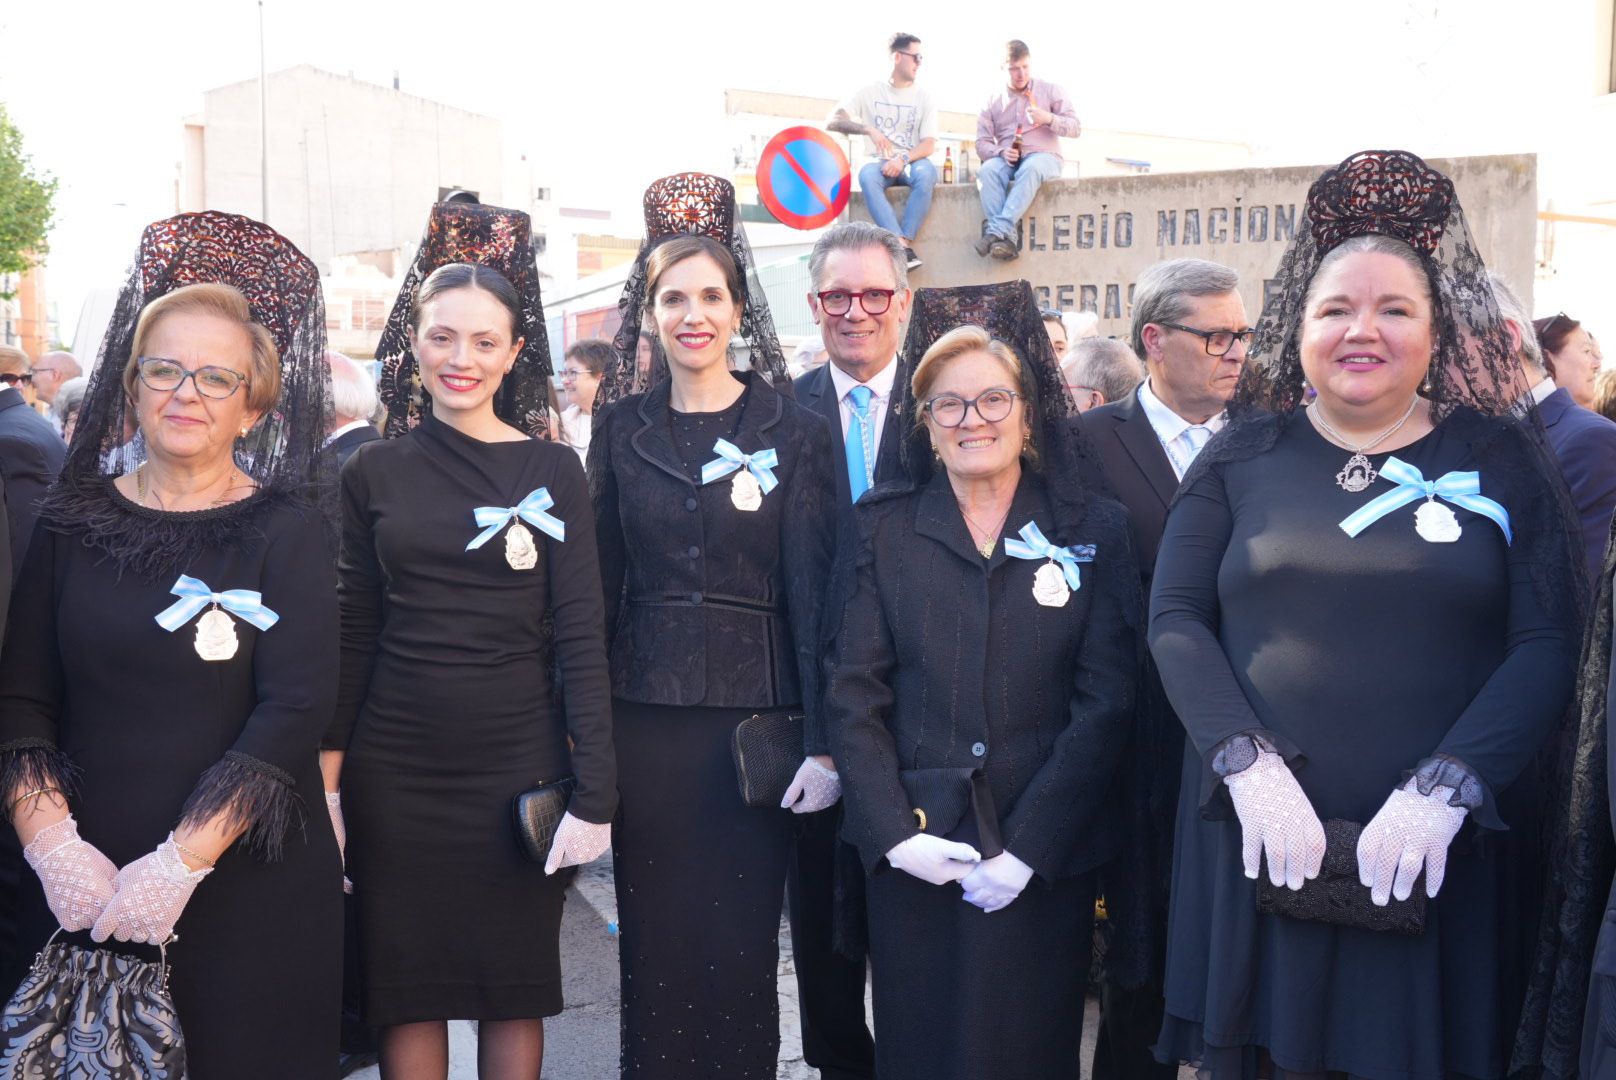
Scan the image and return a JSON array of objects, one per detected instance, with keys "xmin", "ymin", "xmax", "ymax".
[
  {"xmin": 989, "ymin": 238, "xmax": 1020, "ymax": 260},
  {"xmin": 903, "ymin": 245, "xmax": 923, "ymax": 270},
  {"xmin": 973, "ymin": 233, "xmax": 995, "ymax": 257}
]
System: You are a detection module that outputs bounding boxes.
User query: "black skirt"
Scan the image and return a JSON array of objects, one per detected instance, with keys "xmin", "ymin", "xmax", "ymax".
[
  {"xmin": 866, "ymin": 866, "xmax": 1094, "ymax": 1080},
  {"xmin": 612, "ymin": 699, "xmax": 794, "ymax": 1080}
]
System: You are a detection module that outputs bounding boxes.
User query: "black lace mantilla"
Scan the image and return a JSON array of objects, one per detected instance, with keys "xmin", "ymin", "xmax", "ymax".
[
  {"xmin": 375, "ymin": 201, "xmax": 553, "ymax": 439},
  {"xmin": 599, "ymin": 173, "xmax": 788, "ymax": 406},
  {"xmin": 38, "ymin": 210, "xmax": 334, "ymax": 573}
]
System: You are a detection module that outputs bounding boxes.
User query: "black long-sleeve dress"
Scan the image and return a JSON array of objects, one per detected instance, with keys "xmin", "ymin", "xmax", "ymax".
[
  {"xmin": 1149, "ymin": 413, "xmax": 1576, "ymax": 1080},
  {"xmin": 823, "ymin": 469, "xmax": 1140, "ymax": 1080},
  {"xmin": 330, "ymin": 413, "xmax": 614, "ymax": 1026},
  {"xmin": 0, "ymin": 485, "xmax": 343, "ymax": 1079},
  {"xmin": 590, "ymin": 372, "xmax": 837, "ymax": 1080}
]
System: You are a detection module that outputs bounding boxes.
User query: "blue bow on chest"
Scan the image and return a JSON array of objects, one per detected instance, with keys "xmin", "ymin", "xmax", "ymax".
[{"xmin": 1003, "ymin": 521, "xmax": 1096, "ymax": 588}]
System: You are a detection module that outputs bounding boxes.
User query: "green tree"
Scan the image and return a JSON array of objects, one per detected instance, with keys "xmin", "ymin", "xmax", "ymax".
[{"xmin": 0, "ymin": 103, "xmax": 57, "ymax": 298}]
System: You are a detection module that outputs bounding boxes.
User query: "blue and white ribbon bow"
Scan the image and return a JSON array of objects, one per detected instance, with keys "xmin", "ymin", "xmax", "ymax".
[
  {"xmin": 1003, "ymin": 521, "xmax": 1097, "ymax": 589},
  {"xmin": 155, "ymin": 575, "xmax": 280, "ymax": 633},
  {"xmin": 1338, "ymin": 456, "xmax": 1512, "ymax": 543},
  {"xmin": 466, "ymin": 487, "xmax": 566, "ymax": 551},
  {"xmin": 700, "ymin": 439, "xmax": 780, "ymax": 495}
]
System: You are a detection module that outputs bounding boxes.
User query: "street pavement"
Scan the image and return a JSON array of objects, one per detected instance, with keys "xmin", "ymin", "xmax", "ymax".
[{"xmin": 353, "ymin": 855, "xmax": 1120, "ymax": 1079}]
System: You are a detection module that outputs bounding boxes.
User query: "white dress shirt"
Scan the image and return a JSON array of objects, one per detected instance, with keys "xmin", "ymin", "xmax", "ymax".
[
  {"xmin": 1137, "ymin": 377, "xmax": 1226, "ymax": 481},
  {"xmin": 828, "ymin": 357, "xmax": 898, "ymax": 452}
]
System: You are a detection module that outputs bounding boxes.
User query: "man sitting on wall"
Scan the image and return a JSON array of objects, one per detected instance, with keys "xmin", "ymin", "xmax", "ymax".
[{"xmin": 974, "ymin": 39, "xmax": 1080, "ymax": 260}]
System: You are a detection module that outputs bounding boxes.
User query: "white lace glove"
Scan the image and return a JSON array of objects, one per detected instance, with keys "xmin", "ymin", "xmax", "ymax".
[
  {"xmin": 1357, "ymin": 782, "xmax": 1468, "ymax": 905},
  {"xmin": 1224, "ymin": 750, "xmax": 1326, "ymax": 890},
  {"xmin": 325, "ymin": 791, "xmax": 352, "ymax": 894},
  {"xmin": 885, "ymin": 834, "xmax": 981, "ymax": 886},
  {"xmin": 960, "ymin": 851, "xmax": 1035, "ymax": 913},
  {"xmin": 781, "ymin": 758, "xmax": 841, "ymax": 814},
  {"xmin": 91, "ymin": 834, "xmax": 212, "ymax": 945},
  {"xmin": 544, "ymin": 812, "xmax": 613, "ymax": 875},
  {"xmin": 22, "ymin": 816, "xmax": 118, "ymax": 932}
]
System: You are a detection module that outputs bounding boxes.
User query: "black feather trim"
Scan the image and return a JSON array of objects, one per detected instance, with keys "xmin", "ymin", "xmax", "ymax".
[
  {"xmin": 178, "ymin": 751, "xmax": 306, "ymax": 862},
  {"xmin": 0, "ymin": 741, "xmax": 79, "ymax": 806},
  {"xmin": 37, "ymin": 474, "xmax": 307, "ymax": 584}
]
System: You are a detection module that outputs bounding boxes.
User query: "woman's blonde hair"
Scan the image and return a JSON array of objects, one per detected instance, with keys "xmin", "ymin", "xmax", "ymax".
[
  {"xmin": 910, "ymin": 325, "xmax": 1028, "ymax": 434},
  {"xmin": 1593, "ymin": 366, "xmax": 1616, "ymax": 425},
  {"xmin": 125, "ymin": 282, "xmax": 281, "ymax": 414}
]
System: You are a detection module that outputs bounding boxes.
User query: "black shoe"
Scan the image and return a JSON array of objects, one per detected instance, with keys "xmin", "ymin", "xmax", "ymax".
[
  {"xmin": 904, "ymin": 245, "xmax": 923, "ymax": 270},
  {"xmin": 973, "ymin": 233, "xmax": 995, "ymax": 257},
  {"xmin": 989, "ymin": 238, "xmax": 1019, "ymax": 260}
]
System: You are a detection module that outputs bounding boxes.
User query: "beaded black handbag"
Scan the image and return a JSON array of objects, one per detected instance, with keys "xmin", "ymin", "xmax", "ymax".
[
  {"xmin": 730, "ymin": 712, "xmax": 804, "ymax": 807},
  {"xmin": 0, "ymin": 931, "xmax": 187, "ymax": 1077},
  {"xmin": 1255, "ymin": 818, "xmax": 1427, "ymax": 935}
]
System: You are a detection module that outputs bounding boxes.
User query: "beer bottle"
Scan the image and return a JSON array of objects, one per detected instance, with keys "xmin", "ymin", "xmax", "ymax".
[
  {"xmin": 942, "ymin": 147, "xmax": 954, "ymax": 184},
  {"xmin": 1011, "ymin": 125, "xmax": 1024, "ymax": 174}
]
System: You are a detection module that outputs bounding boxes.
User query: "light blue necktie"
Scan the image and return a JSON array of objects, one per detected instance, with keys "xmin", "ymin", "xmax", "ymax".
[{"xmin": 845, "ymin": 384, "xmax": 874, "ymax": 501}]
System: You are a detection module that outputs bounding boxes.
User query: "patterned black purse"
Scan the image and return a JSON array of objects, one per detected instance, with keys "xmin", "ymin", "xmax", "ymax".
[
  {"xmin": 512, "ymin": 776, "xmax": 577, "ymax": 863},
  {"xmin": 0, "ymin": 931, "xmax": 187, "ymax": 1077},
  {"xmin": 1255, "ymin": 818, "xmax": 1427, "ymax": 935}
]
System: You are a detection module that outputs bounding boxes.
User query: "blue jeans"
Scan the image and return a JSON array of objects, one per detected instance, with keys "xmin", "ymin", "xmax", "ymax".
[
  {"xmin": 856, "ymin": 157, "xmax": 938, "ymax": 241},
  {"xmin": 978, "ymin": 152, "xmax": 1063, "ymax": 240}
]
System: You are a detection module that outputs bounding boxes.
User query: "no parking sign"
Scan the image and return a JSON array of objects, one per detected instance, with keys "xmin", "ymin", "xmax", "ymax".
[{"xmin": 757, "ymin": 127, "xmax": 851, "ymax": 230}]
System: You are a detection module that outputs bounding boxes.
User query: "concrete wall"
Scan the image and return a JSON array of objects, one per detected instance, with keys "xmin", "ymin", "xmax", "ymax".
[
  {"xmin": 186, "ymin": 66, "xmax": 505, "ymax": 271},
  {"xmin": 856, "ymin": 153, "xmax": 1538, "ymax": 335}
]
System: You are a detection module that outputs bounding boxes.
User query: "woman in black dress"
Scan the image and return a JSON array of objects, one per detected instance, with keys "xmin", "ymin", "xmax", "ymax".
[
  {"xmin": 327, "ymin": 201, "xmax": 615, "ymax": 1080},
  {"xmin": 1149, "ymin": 151, "xmax": 1584, "ymax": 1080},
  {"xmin": 591, "ymin": 174, "xmax": 838, "ymax": 1079},
  {"xmin": 822, "ymin": 282, "xmax": 1140, "ymax": 1080},
  {"xmin": 0, "ymin": 211, "xmax": 342, "ymax": 1077}
]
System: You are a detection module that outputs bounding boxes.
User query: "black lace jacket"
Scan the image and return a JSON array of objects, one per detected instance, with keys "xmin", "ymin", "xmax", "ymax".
[{"xmin": 588, "ymin": 372, "xmax": 838, "ymax": 751}]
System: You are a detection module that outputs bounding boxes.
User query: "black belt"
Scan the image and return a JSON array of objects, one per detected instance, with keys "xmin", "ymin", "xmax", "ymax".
[{"xmin": 628, "ymin": 591, "xmax": 782, "ymax": 616}]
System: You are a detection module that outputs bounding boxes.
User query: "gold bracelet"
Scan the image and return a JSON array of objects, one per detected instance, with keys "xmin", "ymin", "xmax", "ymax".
[
  {"xmin": 171, "ymin": 839, "xmax": 217, "ymax": 869},
  {"xmin": 8, "ymin": 787, "xmax": 62, "ymax": 821}
]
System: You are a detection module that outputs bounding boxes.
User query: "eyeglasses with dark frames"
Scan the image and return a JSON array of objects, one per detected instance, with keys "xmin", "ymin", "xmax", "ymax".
[
  {"xmin": 924, "ymin": 388, "xmax": 1020, "ymax": 428},
  {"xmin": 816, "ymin": 289, "xmax": 895, "ymax": 317},
  {"xmin": 0, "ymin": 372, "xmax": 33, "ymax": 386},
  {"xmin": 896, "ymin": 51, "xmax": 923, "ymax": 62},
  {"xmin": 1157, "ymin": 322, "xmax": 1255, "ymax": 356},
  {"xmin": 136, "ymin": 357, "xmax": 251, "ymax": 400}
]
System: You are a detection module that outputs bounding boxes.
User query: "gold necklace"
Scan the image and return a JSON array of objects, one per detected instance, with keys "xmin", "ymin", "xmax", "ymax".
[
  {"xmin": 957, "ymin": 500, "xmax": 1012, "ymax": 559},
  {"xmin": 136, "ymin": 463, "xmax": 247, "ymax": 509}
]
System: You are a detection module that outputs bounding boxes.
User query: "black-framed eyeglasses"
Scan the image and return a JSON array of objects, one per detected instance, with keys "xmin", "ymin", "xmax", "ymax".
[
  {"xmin": 1535, "ymin": 312, "xmax": 1575, "ymax": 337},
  {"xmin": 1157, "ymin": 322, "xmax": 1255, "ymax": 356},
  {"xmin": 0, "ymin": 372, "xmax": 32, "ymax": 386},
  {"xmin": 816, "ymin": 289, "xmax": 894, "ymax": 317},
  {"xmin": 896, "ymin": 51, "xmax": 923, "ymax": 62},
  {"xmin": 924, "ymin": 388, "xmax": 1020, "ymax": 428},
  {"xmin": 136, "ymin": 357, "xmax": 250, "ymax": 400}
]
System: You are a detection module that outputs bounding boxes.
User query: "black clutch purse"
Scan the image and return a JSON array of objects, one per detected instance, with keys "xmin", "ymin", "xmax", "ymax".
[
  {"xmin": 898, "ymin": 767, "xmax": 1004, "ymax": 860},
  {"xmin": 731, "ymin": 711, "xmax": 804, "ymax": 807},
  {"xmin": 512, "ymin": 776, "xmax": 577, "ymax": 863},
  {"xmin": 1255, "ymin": 818, "xmax": 1427, "ymax": 935}
]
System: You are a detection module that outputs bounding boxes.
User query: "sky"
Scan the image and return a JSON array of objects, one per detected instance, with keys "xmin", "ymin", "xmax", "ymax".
[{"xmin": 0, "ymin": 0, "xmax": 1594, "ymax": 346}]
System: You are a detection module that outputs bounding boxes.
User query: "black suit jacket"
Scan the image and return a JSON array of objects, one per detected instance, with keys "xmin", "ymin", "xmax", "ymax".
[
  {"xmin": 0, "ymin": 389, "xmax": 64, "ymax": 583},
  {"xmin": 590, "ymin": 372, "xmax": 839, "ymax": 750},
  {"xmin": 824, "ymin": 470, "xmax": 1139, "ymax": 880},
  {"xmin": 793, "ymin": 362, "xmax": 903, "ymax": 508},
  {"xmin": 330, "ymin": 423, "xmax": 382, "ymax": 471},
  {"xmin": 1536, "ymin": 386, "xmax": 1616, "ymax": 582},
  {"xmin": 1085, "ymin": 387, "xmax": 1180, "ymax": 587}
]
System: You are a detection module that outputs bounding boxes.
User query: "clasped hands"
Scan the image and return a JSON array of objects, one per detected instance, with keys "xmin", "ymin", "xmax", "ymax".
[
  {"xmin": 884, "ymin": 834, "xmax": 1035, "ymax": 914},
  {"xmin": 1225, "ymin": 751, "xmax": 1468, "ymax": 905},
  {"xmin": 23, "ymin": 816, "xmax": 210, "ymax": 945}
]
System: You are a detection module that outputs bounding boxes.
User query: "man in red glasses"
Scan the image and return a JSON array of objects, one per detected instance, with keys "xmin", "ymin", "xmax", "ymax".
[{"xmin": 0, "ymin": 345, "xmax": 62, "ymax": 584}]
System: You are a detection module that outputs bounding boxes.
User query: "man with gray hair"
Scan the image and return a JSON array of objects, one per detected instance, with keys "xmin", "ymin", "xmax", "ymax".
[
  {"xmin": 1063, "ymin": 337, "xmax": 1144, "ymax": 412},
  {"xmin": 784, "ymin": 218, "xmax": 912, "ymax": 1080},
  {"xmin": 324, "ymin": 351, "xmax": 381, "ymax": 469},
  {"xmin": 1085, "ymin": 257, "xmax": 1250, "ymax": 1080},
  {"xmin": 1494, "ymin": 274, "xmax": 1616, "ymax": 579},
  {"xmin": 29, "ymin": 351, "xmax": 81, "ymax": 410}
]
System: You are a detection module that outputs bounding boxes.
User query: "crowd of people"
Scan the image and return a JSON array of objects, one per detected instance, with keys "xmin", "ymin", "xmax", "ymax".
[{"xmin": 0, "ymin": 138, "xmax": 1609, "ymax": 1080}]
